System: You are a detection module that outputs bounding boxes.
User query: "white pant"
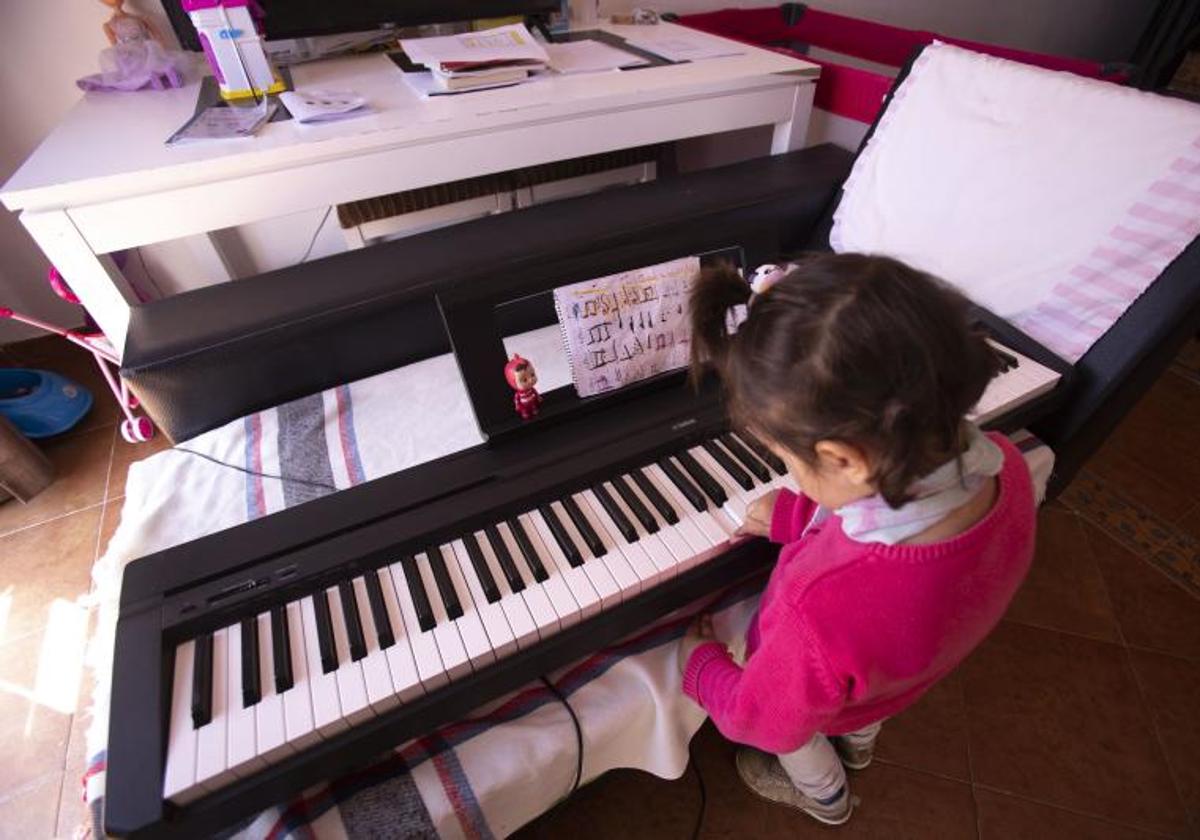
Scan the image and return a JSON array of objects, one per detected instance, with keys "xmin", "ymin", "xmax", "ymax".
[{"xmin": 777, "ymin": 721, "xmax": 884, "ymax": 803}]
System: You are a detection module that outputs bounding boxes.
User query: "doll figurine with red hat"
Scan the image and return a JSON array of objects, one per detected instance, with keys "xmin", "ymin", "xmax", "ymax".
[{"xmin": 505, "ymin": 355, "xmax": 542, "ymax": 420}]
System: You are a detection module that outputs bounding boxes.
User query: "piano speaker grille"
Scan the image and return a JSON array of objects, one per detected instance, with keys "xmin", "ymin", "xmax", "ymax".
[{"xmin": 336, "ymin": 144, "xmax": 673, "ymax": 229}]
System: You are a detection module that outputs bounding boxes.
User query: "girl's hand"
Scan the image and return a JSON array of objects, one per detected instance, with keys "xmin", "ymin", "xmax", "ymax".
[
  {"xmin": 679, "ymin": 612, "xmax": 717, "ymax": 676},
  {"xmin": 736, "ymin": 489, "xmax": 779, "ymax": 538}
]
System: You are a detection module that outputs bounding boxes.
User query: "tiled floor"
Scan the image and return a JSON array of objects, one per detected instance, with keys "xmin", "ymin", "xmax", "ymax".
[{"xmin": 1, "ymin": 336, "xmax": 1198, "ymax": 839}]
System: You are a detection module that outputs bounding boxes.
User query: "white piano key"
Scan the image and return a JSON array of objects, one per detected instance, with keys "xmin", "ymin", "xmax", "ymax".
[
  {"xmin": 572, "ymin": 492, "xmax": 643, "ymax": 595},
  {"xmin": 253, "ymin": 612, "xmax": 292, "ymax": 763},
  {"xmin": 603, "ymin": 477, "xmax": 682, "ymax": 578},
  {"xmin": 164, "ymin": 640, "xmax": 206, "ymax": 804},
  {"xmin": 325, "ymin": 585, "xmax": 373, "ymax": 726},
  {"xmin": 475, "ymin": 530, "xmax": 539, "ymax": 650},
  {"xmin": 350, "ymin": 577, "xmax": 402, "ymax": 714},
  {"xmin": 501, "ymin": 519, "xmax": 570, "ymax": 633},
  {"xmin": 372, "ymin": 567, "xmax": 431, "ymax": 700},
  {"xmin": 528, "ymin": 508, "xmax": 602, "ymax": 620},
  {"xmin": 580, "ymin": 488, "xmax": 663, "ymax": 587},
  {"xmin": 442, "ymin": 542, "xmax": 500, "ymax": 667},
  {"xmin": 553, "ymin": 499, "xmax": 622, "ymax": 608},
  {"xmin": 385, "ymin": 561, "xmax": 449, "ymax": 691},
  {"xmin": 643, "ymin": 464, "xmax": 726, "ymax": 564},
  {"xmin": 415, "ymin": 552, "xmax": 473, "ymax": 680},
  {"xmin": 690, "ymin": 445, "xmax": 750, "ymax": 527},
  {"xmin": 970, "ymin": 341, "xmax": 1061, "ymax": 425},
  {"xmin": 226, "ymin": 621, "xmax": 265, "ymax": 775},
  {"xmin": 708, "ymin": 438, "xmax": 771, "ymax": 501},
  {"xmin": 625, "ymin": 470, "xmax": 703, "ymax": 564},
  {"xmin": 195, "ymin": 628, "xmax": 234, "ymax": 787},
  {"xmin": 282, "ymin": 601, "xmax": 320, "ymax": 750},
  {"xmin": 299, "ymin": 596, "xmax": 348, "ymax": 736}
]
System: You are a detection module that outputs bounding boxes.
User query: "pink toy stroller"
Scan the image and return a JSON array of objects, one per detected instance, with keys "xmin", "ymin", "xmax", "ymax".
[{"xmin": 1, "ymin": 264, "xmax": 155, "ymax": 443}]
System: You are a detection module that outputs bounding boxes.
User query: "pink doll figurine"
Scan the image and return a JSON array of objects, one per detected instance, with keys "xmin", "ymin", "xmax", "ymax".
[
  {"xmin": 505, "ymin": 355, "xmax": 542, "ymax": 420},
  {"xmin": 78, "ymin": 0, "xmax": 186, "ymax": 91}
]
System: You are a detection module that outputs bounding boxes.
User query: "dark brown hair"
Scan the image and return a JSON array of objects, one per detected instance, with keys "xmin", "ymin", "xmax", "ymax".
[{"xmin": 690, "ymin": 253, "xmax": 999, "ymax": 507}]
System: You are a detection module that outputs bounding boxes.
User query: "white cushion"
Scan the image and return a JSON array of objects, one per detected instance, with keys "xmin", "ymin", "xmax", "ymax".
[{"xmin": 831, "ymin": 42, "xmax": 1200, "ymax": 362}]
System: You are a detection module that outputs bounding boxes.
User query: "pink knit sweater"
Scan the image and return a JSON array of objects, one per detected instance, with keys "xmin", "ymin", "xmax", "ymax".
[{"xmin": 682, "ymin": 433, "xmax": 1036, "ymax": 754}]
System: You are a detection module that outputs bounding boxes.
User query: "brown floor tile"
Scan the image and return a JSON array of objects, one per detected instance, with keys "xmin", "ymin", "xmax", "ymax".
[
  {"xmin": 0, "ymin": 507, "xmax": 100, "ymax": 646},
  {"xmin": 1089, "ymin": 370, "xmax": 1200, "ymax": 520},
  {"xmin": 0, "ymin": 772, "xmax": 64, "ymax": 840},
  {"xmin": 875, "ymin": 671, "xmax": 971, "ymax": 782},
  {"xmin": 1176, "ymin": 504, "xmax": 1200, "ymax": 543},
  {"xmin": 0, "ymin": 631, "xmax": 77, "ymax": 792},
  {"xmin": 106, "ymin": 423, "xmax": 171, "ymax": 500},
  {"xmin": 0, "ymin": 427, "xmax": 112, "ymax": 537},
  {"xmin": 974, "ymin": 788, "xmax": 1166, "ymax": 839},
  {"xmin": 96, "ymin": 498, "xmax": 125, "ymax": 561},
  {"xmin": 1128, "ymin": 649, "xmax": 1200, "ymax": 830},
  {"xmin": 55, "ymin": 708, "xmax": 92, "ymax": 839},
  {"xmin": 1088, "ymin": 521, "xmax": 1200, "ymax": 661},
  {"xmin": 1174, "ymin": 337, "xmax": 1200, "ymax": 376},
  {"xmin": 1005, "ymin": 506, "xmax": 1120, "ymax": 642},
  {"xmin": 961, "ymin": 621, "xmax": 1187, "ymax": 834}
]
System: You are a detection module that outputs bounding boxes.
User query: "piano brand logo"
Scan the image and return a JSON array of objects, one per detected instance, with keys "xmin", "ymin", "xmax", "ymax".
[{"xmin": 671, "ymin": 418, "xmax": 698, "ymax": 431}]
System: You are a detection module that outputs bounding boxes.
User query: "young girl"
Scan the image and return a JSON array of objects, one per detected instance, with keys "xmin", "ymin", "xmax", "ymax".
[{"xmin": 679, "ymin": 253, "xmax": 1036, "ymax": 825}]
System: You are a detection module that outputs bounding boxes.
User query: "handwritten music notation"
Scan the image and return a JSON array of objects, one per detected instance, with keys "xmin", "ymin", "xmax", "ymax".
[{"xmin": 553, "ymin": 256, "xmax": 701, "ymax": 398}]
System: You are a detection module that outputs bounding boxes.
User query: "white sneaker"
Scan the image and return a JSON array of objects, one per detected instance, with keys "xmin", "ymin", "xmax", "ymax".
[{"xmin": 735, "ymin": 748, "xmax": 853, "ymax": 826}]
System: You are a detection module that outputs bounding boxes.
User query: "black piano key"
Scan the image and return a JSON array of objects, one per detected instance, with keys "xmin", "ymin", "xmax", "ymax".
[
  {"xmin": 538, "ymin": 504, "xmax": 583, "ymax": 567},
  {"xmin": 677, "ymin": 450, "xmax": 727, "ymax": 506},
  {"xmin": 562, "ymin": 496, "xmax": 607, "ymax": 558},
  {"xmin": 426, "ymin": 546, "xmax": 464, "ymax": 620},
  {"xmin": 592, "ymin": 483, "xmax": 638, "ymax": 542},
  {"xmin": 312, "ymin": 589, "xmax": 339, "ymax": 674},
  {"xmin": 994, "ymin": 345, "xmax": 1019, "ymax": 372},
  {"xmin": 738, "ymin": 430, "xmax": 787, "ymax": 476},
  {"xmin": 720, "ymin": 433, "xmax": 771, "ymax": 482},
  {"xmin": 658, "ymin": 457, "xmax": 707, "ymax": 512},
  {"xmin": 191, "ymin": 632, "xmax": 213, "ymax": 728},
  {"xmin": 612, "ymin": 475, "xmax": 659, "ymax": 533},
  {"xmin": 631, "ymin": 468, "xmax": 679, "ymax": 525},
  {"xmin": 270, "ymin": 606, "xmax": 293, "ymax": 693},
  {"xmin": 338, "ymin": 580, "xmax": 367, "ymax": 662},
  {"xmin": 364, "ymin": 570, "xmax": 395, "ymax": 649},
  {"xmin": 400, "ymin": 554, "xmax": 437, "ymax": 632},
  {"xmin": 703, "ymin": 439, "xmax": 754, "ymax": 491},
  {"xmin": 486, "ymin": 524, "xmax": 526, "ymax": 593},
  {"xmin": 240, "ymin": 617, "xmax": 261, "ymax": 707},
  {"xmin": 507, "ymin": 517, "xmax": 549, "ymax": 582},
  {"xmin": 463, "ymin": 533, "xmax": 501, "ymax": 603}
]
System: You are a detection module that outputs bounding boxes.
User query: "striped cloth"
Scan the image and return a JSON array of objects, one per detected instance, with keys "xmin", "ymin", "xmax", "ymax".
[{"xmin": 80, "ymin": 345, "xmax": 1054, "ymax": 838}]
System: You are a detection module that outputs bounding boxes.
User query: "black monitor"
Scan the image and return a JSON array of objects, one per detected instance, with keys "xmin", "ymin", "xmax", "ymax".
[{"xmin": 162, "ymin": 0, "xmax": 562, "ymax": 51}]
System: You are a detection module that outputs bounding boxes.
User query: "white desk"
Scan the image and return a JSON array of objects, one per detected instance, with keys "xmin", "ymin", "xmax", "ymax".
[{"xmin": 0, "ymin": 22, "xmax": 818, "ymax": 356}]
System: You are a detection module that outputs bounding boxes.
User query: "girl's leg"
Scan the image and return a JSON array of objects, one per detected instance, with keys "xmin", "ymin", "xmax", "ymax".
[
  {"xmin": 777, "ymin": 733, "xmax": 847, "ymax": 804},
  {"xmin": 834, "ymin": 719, "xmax": 884, "ymax": 770}
]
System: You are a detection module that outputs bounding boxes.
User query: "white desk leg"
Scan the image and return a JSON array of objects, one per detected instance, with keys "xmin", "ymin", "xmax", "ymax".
[
  {"xmin": 770, "ymin": 81, "xmax": 817, "ymax": 154},
  {"xmin": 20, "ymin": 209, "xmax": 136, "ymax": 357}
]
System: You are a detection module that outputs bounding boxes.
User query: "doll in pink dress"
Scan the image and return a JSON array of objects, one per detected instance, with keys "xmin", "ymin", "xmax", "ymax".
[
  {"xmin": 505, "ymin": 355, "xmax": 542, "ymax": 420},
  {"xmin": 78, "ymin": 0, "xmax": 185, "ymax": 91}
]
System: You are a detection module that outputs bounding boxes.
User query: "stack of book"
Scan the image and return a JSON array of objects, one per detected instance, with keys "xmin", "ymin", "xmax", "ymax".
[{"xmin": 401, "ymin": 23, "xmax": 549, "ymax": 93}]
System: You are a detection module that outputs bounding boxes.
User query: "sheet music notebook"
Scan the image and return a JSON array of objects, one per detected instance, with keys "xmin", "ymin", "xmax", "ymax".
[{"xmin": 552, "ymin": 256, "xmax": 701, "ymax": 398}]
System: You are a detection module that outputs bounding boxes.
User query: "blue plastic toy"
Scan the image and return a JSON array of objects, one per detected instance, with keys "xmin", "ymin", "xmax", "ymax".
[{"xmin": 0, "ymin": 369, "xmax": 94, "ymax": 438}]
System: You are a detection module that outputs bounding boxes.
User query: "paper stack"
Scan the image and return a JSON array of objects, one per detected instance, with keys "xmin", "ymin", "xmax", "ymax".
[{"xmin": 400, "ymin": 23, "xmax": 549, "ymax": 93}]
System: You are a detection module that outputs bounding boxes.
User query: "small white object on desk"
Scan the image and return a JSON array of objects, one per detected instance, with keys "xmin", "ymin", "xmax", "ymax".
[
  {"xmin": 279, "ymin": 90, "xmax": 372, "ymax": 124},
  {"xmin": 545, "ymin": 40, "xmax": 650, "ymax": 74},
  {"xmin": 623, "ymin": 34, "xmax": 744, "ymax": 63},
  {"xmin": 165, "ymin": 102, "xmax": 277, "ymax": 145}
]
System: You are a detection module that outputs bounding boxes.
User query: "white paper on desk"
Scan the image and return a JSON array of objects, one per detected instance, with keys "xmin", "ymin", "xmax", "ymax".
[
  {"xmin": 400, "ymin": 23, "xmax": 549, "ymax": 70},
  {"xmin": 553, "ymin": 256, "xmax": 701, "ymax": 398},
  {"xmin": 279, "ymin": 90, "xmax": 373, "ymax": 123},
  {"xmin": 623, "ymin": 35, "xmax": 743, "ymax": 62},
  {"xmin": 545, "ymin": 40, "xmax": 649, "ymax": 74},
  {"xmin": 165, "ymin": 101, "xmax": 276, "ymax": 144}
]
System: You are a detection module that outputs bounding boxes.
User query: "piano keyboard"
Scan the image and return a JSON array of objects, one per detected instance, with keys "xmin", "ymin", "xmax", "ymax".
[
  {"xmin": 162, "ymin": 431, "xmax": 798, "ymax": 804},
  {"xmin": 971, "ymin": 340, "xmax": 1061, "ymax": 426}
]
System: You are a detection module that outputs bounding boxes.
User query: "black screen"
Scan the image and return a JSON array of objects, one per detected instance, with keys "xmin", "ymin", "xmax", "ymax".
[{"xmin": 163, "ymin": 0, "xmax": 561, "ymax": 51}]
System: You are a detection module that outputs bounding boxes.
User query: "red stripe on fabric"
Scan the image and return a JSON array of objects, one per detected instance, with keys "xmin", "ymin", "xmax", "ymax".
[
  {"xmin": 1169, "ymin": 157, "xmax": 1200, "ymax": 175},
  {"xmin": 1090, "ymin": 246, "xmax": 1160, "ymax": 281},
  {"xmin": 1110, "ymin": 225, "xmax": 1186, "ymax": 258},
  {"xmin": 1149, "ymin": 179, "xmax": 1200, "ymax": 205},
  {"xmin": 333, "ymin": 387, "xmax": 364, "ymax": 486},
  {"xmin": 1030, "ymin": 302, "xmax": 1107, "ymax": 338},
  {"xmin": 1130, "ymin": 202, "xmax": 1200, "ymax": 235},
  {"xmin": 1068, "ymin": 264, "xmax": 1142, "ymax": 299},
  {"xmin": 430, "ymin": 744, "xmax": 483, "ymax": 840},
  {"xmin": 1048, "ymin": 283, "xmax": 1125, "ymax": 322}
]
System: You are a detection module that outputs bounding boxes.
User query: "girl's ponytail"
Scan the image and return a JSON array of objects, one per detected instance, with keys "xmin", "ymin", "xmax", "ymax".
[{"xmin": 689, "ymin": 263, "xmax": 750, "ymax": 380}]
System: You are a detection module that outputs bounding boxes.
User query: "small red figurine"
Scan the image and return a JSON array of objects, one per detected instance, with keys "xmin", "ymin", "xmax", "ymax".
[{"xmin": 504, "ymin": 354, "xmax": 542, "ymax": 420}]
